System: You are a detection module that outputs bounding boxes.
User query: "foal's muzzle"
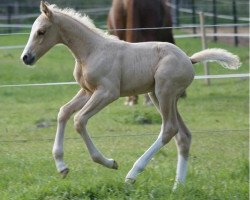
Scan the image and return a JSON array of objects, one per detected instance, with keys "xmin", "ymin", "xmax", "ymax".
[{"xmin": 22, "ymin": 53, "xmax": 35, "ymax": 65}]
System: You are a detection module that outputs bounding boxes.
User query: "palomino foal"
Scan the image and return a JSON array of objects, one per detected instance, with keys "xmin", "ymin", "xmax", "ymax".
[{"xmin": 21, "ymin": 2, "xmax": 240, "ymax": 189}]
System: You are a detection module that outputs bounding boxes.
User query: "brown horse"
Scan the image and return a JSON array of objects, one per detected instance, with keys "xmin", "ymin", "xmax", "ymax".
[{"xmin": 108, "ymin": 0, "xmax": 175, "ymax": 105}]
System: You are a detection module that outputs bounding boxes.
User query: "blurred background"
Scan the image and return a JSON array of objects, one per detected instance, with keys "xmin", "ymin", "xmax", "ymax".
[{"xmin": 0, "ymin": 0, "xmax": 249, "ymax": 46}]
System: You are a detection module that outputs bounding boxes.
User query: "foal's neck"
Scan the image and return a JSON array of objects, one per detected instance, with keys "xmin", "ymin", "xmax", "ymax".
[{"xmin": 56, "ymin": 12, "xmax": 105, "ymax": 62}]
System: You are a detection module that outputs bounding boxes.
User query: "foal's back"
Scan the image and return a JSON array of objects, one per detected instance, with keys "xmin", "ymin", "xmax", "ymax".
[{"xmin": 114, "ymin": 41, "xmax": 193, "ymax": 96}]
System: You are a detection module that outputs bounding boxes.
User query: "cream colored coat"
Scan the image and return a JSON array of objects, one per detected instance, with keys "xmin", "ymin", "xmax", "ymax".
[{"xmin": 21, "ymin": 2, "xmax": 240, "ymax": 190}]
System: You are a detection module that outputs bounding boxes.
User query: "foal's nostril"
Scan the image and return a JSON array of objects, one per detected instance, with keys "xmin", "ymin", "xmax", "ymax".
[
  {"xmin": 22, "ymin": 53, "xmax": 35, "ymax": 65},
  {"xmin": 23, "ymin": 55, "xmax": 28, "ymax": 63}
]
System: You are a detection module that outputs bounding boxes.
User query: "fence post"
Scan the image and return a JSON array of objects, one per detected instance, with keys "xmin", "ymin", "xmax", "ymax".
[
  {"xmin": 232, "ymin": 0, "xmax": 238, "ymax": 46},
  {"xmin": 175, "ymin": 0, "xmax": 179, "ymax": 26},
  {"xmin": 191, "ymin": 0, "xmax": 196, "ymax": 34},
  {"xmin": 199, "ymin": 12, "xmax": 210, "ymax": 85},
  {"xmin": 13, "ymin": 2, "xmax": 20, "ymax": 32},
  {"xmin": 7, "ymin": 5, "xmax": 13, "ymax": 33},
  {"xmin": 212, "ymin": 0, "xmax": 217, "ymax": 42}
]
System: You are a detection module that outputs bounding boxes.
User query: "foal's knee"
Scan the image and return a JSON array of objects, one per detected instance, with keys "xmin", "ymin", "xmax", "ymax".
[
  {"xmin": 175, "ymin": 132, "xmax": 192, "ymax": 157},
  {"xmin": 73, "ymin": 114, "xmax": 87, "ymax": 133},
  {"xmin": 58, "ymin": 106, "xmax": 71, "ymax": 123}
]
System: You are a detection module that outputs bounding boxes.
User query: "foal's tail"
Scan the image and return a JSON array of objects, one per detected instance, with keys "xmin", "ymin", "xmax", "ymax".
[{"xmin": 190, "ymin": 48, "xmax": 241, "ymax": 69}]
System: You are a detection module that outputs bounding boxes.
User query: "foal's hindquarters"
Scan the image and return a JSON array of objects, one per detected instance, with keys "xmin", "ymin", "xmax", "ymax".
[{"xmin": 125, "ymin": 48, "xmax": 195, "ymax": 190}]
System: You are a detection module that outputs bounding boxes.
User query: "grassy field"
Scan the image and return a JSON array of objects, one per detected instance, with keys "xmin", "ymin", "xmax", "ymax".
[{"xmin": 0, "ymin": 33, "xmax": 249, "ymax": 200}]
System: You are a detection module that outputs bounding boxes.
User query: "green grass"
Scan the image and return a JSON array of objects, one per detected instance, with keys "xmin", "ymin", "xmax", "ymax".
[{"xmin": 0, "ymin": 34, "xmax": 249, "ymax": 199}]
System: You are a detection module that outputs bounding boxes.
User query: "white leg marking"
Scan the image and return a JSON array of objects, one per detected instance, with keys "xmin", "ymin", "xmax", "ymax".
[
  {"xmin": 53, "ymin": 123, "xmax": 68, "ymax": 172},
  {"xmin": 125, "ymin": 136, "xmax": 164, "ymax": 182},
  {"xmin": 52, "ymin": 90, "xmax": 88, "ymax": 174},
  {"xmin": 173, "ymin": 154, "xmax": 188, "ymax": 190}
]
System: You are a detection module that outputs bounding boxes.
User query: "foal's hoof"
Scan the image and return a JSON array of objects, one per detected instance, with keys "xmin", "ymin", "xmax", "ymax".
[
  {"xmin": 172, "ymin": 181, "xmax": 185, "ymax": 192},
  {"xmin": 60, "ymin": 168, "xmax": 69, "ymax": 178},
  {"xmin": 125, "ymin": 178, "xmax": 136, "ymax": 184},
  {"xmin": 112, "ymin": 160, "xmax": 118, "ymax": 170}
]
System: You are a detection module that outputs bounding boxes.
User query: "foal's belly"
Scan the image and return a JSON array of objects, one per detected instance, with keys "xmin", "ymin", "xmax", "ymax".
[
  {"xmin": 120, "ymin": 67, "xmax": 155, "ymax": 96},
  {"xmin": 120, "ymin": 82, "xmax": 154, "ymax": 97}
]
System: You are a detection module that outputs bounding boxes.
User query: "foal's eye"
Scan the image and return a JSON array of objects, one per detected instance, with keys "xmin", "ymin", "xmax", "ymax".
[{"xmin": 37, "ymin": 30, "xmax": 46, "ymax": 36}]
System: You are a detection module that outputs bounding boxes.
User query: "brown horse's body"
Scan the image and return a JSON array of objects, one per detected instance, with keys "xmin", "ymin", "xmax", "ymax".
[
  {"xmin": 108, "ymin": 0, "xmax": 174, "ymax": 43},
  {"xmin": 108, "ymin": 0, "xmax": 175, "ymax": 105}
]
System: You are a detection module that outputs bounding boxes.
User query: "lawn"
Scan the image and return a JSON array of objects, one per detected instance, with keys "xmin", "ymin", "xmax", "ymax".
[{"xmin": 0, "ymin": 32, "xmax": 249, "ymax": 199}]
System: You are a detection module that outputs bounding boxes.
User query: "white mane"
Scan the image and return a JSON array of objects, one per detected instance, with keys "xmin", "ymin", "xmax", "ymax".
[{"xmin": 48, "ymin": 4, "xmax": 117, "ymax": 40}]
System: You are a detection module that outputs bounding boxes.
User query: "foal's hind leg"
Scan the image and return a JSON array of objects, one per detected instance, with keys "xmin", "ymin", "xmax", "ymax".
[
  {"xmin": 173, "ymin": 111, "xmax": 192, "ymax": 190},
  {"xmin": 125, "ymin": 88, "xmax": 179, "ymax": 182},
  {"xmin": 149, "ymin": 91, "xmax": 191, "ymax": 190},
  {"xmin": 53, "ymin": 89, "xmax": 90, "ymax": 176}
]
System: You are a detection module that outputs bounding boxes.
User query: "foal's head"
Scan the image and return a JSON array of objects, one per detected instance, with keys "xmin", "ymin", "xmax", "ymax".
[{"xmin": 21, "ymin": 1, "xmax": 60, "ymax": 65}]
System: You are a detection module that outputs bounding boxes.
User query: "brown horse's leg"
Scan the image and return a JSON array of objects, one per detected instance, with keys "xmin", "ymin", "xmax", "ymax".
[
  {"xmin": 125, "ymin": 95, "xmax": 138, "ymax": 106},
  {"xmin": 144, "ymin": 94, "xmax": 153, "ymax": 106},
  {"xmin": 123, "ymin": 0, "xmax": 140, "ymax": 106},
  {"xmin": 107, "ymin": 0, "xmax": 126, "ymax": 40},
  {"xmin": 53, "ymin": 89, "xmax": 90, "ymax": 177}
]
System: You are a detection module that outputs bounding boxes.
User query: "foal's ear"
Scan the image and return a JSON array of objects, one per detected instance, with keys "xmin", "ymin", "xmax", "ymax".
[{"xmin": 40, "ymin": 1, "xmax": 52, "ymax": 18}]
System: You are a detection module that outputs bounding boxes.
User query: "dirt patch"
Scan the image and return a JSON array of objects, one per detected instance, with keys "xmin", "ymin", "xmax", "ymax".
[{"xmin": 185, "ymin": 26, "xmax": 249, "ymax": 46}]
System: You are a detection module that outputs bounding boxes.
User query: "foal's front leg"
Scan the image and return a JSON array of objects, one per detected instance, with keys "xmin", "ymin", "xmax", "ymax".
[
  {"xmin": 74, "ymin": 87, "xmax": 119, "ymax": 169},
  {"xmin": 53, "ymin": 90, "xmax": 90, "ymax": 177}
]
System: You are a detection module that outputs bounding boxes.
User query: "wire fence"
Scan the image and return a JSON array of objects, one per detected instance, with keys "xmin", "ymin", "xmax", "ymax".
[
  {"xmin": 0, "ymin": 23, "xmax": 249, "ymax": 46},
  {"xmin": 0, "ymin": 22, "xmax": 249, "ymax": 87},
  {"xmin": 0, "ymin": 74, "xmax": 249, "ymax": 88},
  {"xmin": 0, "ymin": 129, "xmax": 248, "ymax": 144}
]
